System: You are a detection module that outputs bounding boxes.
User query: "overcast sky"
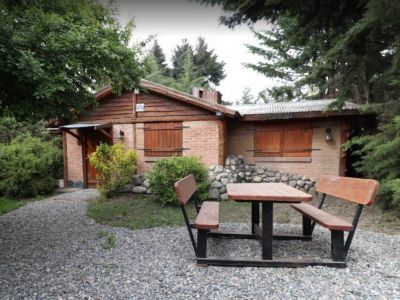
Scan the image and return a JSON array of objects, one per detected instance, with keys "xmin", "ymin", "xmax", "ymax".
[{"xmin": 113, "ymin": 0, "xmax": 276, "ymax": 102}]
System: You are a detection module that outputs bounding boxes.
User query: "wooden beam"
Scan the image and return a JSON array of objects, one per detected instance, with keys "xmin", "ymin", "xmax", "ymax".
[
  {"xmin": 94, "ymin": 123, "xmax": 112, "ymax": 130},
  {"xmin": 98, "ymin": 128, "xmax": 112, "ymax": 140}
]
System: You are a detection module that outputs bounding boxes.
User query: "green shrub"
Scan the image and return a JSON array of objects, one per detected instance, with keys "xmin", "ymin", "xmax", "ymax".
[
  {"xmin": 0, "ymin": 135, "xmax": 62, "ymax": 198},
  {"xmin": 89, "ymin": 143, "xmax": 137, "ymax": 198},
  {"xmin": 147, "ymin": 156, "xmax": 209, "ymax": 206}
]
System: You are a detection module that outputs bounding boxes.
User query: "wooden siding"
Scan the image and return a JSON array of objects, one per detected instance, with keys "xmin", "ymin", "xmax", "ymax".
[
  {"xmin": 135, "ymin": 93, "xmax": 216, "ymax": 122},
  {"xmin": 80, "ymin": 92, "xmax": 134, "ymax": 123}
]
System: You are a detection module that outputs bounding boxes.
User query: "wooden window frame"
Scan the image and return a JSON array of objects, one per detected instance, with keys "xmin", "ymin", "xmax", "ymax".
[
  {"xmin": 144, "ymin": 122, "xmax": 183, "ymax": 157},
  {"xmin": 254, "ymin": 122, "xmax": 313, "ymax": 158}
]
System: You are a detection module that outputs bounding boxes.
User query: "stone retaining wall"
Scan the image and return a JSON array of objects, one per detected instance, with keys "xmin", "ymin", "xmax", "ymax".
[
  {"xmin": 207, "ymin": 155, "xmax": 317, "ymax": 200},
  {"xmin": 127, "ymin": 154, "xmax": 317, "ymax": 199}
]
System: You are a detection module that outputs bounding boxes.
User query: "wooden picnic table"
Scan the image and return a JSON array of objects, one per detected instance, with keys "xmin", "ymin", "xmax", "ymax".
[{"xmin": 227, "ymin": 183, "xmax": 312, "ymax": 260}]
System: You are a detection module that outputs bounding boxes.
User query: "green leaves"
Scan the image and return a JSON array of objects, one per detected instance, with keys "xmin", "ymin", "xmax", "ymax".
[
  {"xmin": 146, "ymin": 156, "xmax": 209, "ymax": 206},
  {"xmin": 89, "ymin": 143, "xmax": 137, "ymax": 198},
  {"xmin": 0, "ymin": 0, "xmax": 143, "ymax": 122}
]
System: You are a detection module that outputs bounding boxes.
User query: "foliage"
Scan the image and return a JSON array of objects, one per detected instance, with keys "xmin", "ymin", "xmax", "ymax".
[
  {"xmin": 0, "ymin": 116, "xmax": 54, "ymax": 144},
  {"xmin": 0, "ymin": 0, "xmax": 142, "ymax": 122},
  {"xmin": 150, "ymin": 39, "xmax": 168, "ymax": 73},
  {"xmin": 89, "ymin": 143, "xmax": 137, "ymax": 198},
  {"xmin": 144, "ymin": 37, "xmax": 225, "ymax": 92},
  {"xmin": 102, "ymin": 234, "xmax": 117, "ymax": 250},
  {"xmin": 345, "ymin": 116, "xmax": 400, "ymax": 210},
  {"xmin": 146, "ymin": 156, "xmax": 209, "ymax": 206},
  {"xmin": 240, "ymin": 87, "xmax": 255, "ymax": 104},
  {"xmin": 171, "ymin": 51, "xmax": 206, "ymax": 94},
  {"xmin": 193, "ymin": 37, "xmax": 226, "ymax": 85},
  {"xmin": 197, "ymin": 0, "xmax": 400, "ymax": 105},
  {"xmin": 0, "ymin": 135, "xmax": 62, "ymax": 198}
]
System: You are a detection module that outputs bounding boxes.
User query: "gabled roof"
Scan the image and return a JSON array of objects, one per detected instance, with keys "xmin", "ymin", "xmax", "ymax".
[
  {"xmin": 95, "ymin": 80, "xmax": 238, "ymax": 118},
  {"xmin": 230, "ymin": 99, "xmax": 360, "ymax": 120}
]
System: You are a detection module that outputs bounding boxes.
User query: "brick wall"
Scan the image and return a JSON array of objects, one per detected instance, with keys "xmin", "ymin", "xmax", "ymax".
[
  {"xmin": 228, "ymin": 120, "xmax": 343, "ymax": 177},
  {"xmin": 183, "ymin": 120, "xmax": 221, "ymax": 166},
  {"xmin": 112, "ymin": 124, "xmax": 135, "ymax": 149},
  {"xmin": 65, "ymin": 130, "xmax": 83, "ymax": 183}
]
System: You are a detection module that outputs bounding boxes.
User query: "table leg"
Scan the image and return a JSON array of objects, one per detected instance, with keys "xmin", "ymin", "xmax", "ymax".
[
  {"xmin": 262, "ymin": 202, "xmax": 273, "ymax": 260},
  {"xmin": 251, "ymin": 202, "xmax": 259, "ymax": 234}
]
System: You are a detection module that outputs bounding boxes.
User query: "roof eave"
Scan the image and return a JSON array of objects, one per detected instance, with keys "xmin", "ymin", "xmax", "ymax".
[{"xmin": 240, "ymin": 109, "xmax": 361, "ymax": 121}]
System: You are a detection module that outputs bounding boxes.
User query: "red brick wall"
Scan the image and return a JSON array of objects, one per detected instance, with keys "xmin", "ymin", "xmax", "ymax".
[
  {"xmin": 228, "ymin": 120, "xmax": 343, "ymax": 177},
  {"xmin": 183, "ymin": 120, "xmax": 221, "ymax": 166},
  {"xmin": 65, "ymin": 130, "xmax": 83, "ymax": 183}
]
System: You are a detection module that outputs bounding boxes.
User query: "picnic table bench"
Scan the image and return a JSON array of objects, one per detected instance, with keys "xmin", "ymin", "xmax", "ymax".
[
  {"xmin": 175, "ymin": 174, "xmax": 379, "ymax": 268},
  {"xmin": 291, "ymin": 175, "xmax": 379, "ymax": 261}
]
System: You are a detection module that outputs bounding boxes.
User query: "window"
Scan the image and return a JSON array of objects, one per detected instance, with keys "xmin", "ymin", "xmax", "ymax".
[
  {"xmin": 254, "ymin": 122, "xmax": 313, "ymax": 157},
  {"xmin": 144, "ymin": 122, "xmax": 183, "ymax": 157}
]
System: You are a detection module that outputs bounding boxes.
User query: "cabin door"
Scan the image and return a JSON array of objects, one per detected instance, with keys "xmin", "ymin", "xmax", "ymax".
[{"xmin": 84, "ymin": 129, "xmax": 112, "ymax": 188}]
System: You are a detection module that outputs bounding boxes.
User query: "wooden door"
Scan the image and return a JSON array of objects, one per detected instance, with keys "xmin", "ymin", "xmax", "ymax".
[{"xmin": 84, "ymin": 129, "xmax": 111, "ymax": 188}]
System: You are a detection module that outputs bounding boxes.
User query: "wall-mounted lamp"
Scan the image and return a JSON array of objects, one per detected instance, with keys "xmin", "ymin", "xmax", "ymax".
[
  {"xmin": 325, "ymin": 128, "xmax": 333, "ymax": 142},
  {"xmin": 215, "ymin": 111, "xmax": 224, "ymax": 119},
  {"xmin": 118, "ymin": 130, "xmax": 125, "ymax": 140}
]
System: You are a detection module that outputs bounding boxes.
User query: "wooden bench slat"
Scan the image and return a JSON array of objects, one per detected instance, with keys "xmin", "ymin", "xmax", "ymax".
[
  {"xmin": 175, "ymin": 174, "xmax": 197, "ymax": 207},
  {"xmin": 291, "ymin": 203, "xmax": 353, "ymax": 231},
  {"xmin": 195, "ymin": 201, "xmax": 220, "ymax": 230}
]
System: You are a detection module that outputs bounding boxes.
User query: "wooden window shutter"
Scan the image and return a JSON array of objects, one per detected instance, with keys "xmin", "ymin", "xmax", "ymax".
[
  {"xmin": 254, "ymin": 125, "xmax": 283, "ymax": 157},
  {"xmin": 254, "ymin": 122, "xmax": 313, "ymax": 157},
  {"xmin": 144, "ymin": 122, "xmax": 183, "ymax": 157}
]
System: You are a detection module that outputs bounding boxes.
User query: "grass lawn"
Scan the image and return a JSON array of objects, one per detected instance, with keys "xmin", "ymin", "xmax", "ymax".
[
  {"xmin": 87, "ymin": 194, "xmax": 400, "ymax": 234},
  {"xmin": 0, "ymin": 197, "xmax": 42, "ymax": 216},
  {"xmin": 87, "ymin": 194, "xmax": 252, "ymax": 230}
]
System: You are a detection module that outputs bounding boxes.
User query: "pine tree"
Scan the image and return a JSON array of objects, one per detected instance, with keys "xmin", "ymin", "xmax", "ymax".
[
  {"xmin": 240, "ymin": 87, "xmax": 254, "ymax": 104},
  {"xmin": 171, "ymin": 39, "xmax": 194, "ymax": 79},
  {"xmin": 150, "ymin": 40, "xmax": 168, "ymax": 74},
  {"xmin": 171, "ymin": 51, "xmax": 206, "ymax": 94},
  {"xmin": 193, "ymin": 37, "xmax": 226, "ymax": 85}
]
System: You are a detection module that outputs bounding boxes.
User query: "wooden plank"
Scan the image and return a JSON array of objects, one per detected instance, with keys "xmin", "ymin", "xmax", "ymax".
[
  {"xmin": 316, "ymin": 175, "xmax": 379, "ymax": 206},
  {"xmin": 135, "ymin": 115, "xmax": 217, "ymax": 122},
  {"xmin": 195, "ymin": 201, "xmax": 220, "ymax": 230},
  {"xmin": 226, "ymin": 183, "xmax": 312, "ymax": 202},
  {"xmin": 175, "ymin": 174, "xmax": 197, "ymax": 206},
  {"xmin": 291, "ymin": 203, "xmax": 353, "ymax": 231}
]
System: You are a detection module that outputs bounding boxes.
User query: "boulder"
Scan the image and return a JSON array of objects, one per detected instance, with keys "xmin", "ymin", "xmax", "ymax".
[
  {"xmin": 214, "ymin": 165, "xmax": 224, "ymax": 173},
  {"xmin": 132, "ymin": 186, "xmax": 147, "ymax": 194},
  {"xmin": 220, "ymin": 193, "xmax": 228, "ymax": 200},
  {"xmin": 281, "ymin": 176, "xmax": 289, "ymax": 182},
  {"xmin": 219, "ymin": 186, "xmax": 227, "ymax": 194},
  {"xmin": 143, "ymin": 179, "xmax": 150, "ymax": 188},
  {"xmin": 123, "ymin": 184, "xmax": 134, "ymax": 193},
  {"xmin": 220, "ymin": 172, "xmax": 229, "ymax": 178},
  {"xmin": 132, "ymin": 175, "xmax": 142, "ymax": 186},
  {"xmin": 289, "ymin": 180, "xmax": 297, "ymax": 187},
  {"xmin": 211, "ymin": 181, "xmax": 222, "ymax": 188},
  {"xmin": 208, "ymin": 166, "xmax": 216, "ymax": 171},
  {"xmin": 208, "ymin": 188, "xmax": 220, "ymax": 200},
  {"xmin": 291, "ymin": 175, "xmax": 301, "ymax": 180},
  {"xmin": 297, "ymin": 180, "xmax": 305, "ymax": 188},
  {"xmin": 208, "ymin": 174, "xmax": 216, "ymax": 183},
  {"xmin": 221, "ymin": 178, "xmax": 229, "ymax": 185},
  {"xmin": 253, "ymin": 176, "xmax": 262, "ymax": 183},
  {"xmin": 266, "ymin": 171, "xmax": 276, "ymax": 177}
]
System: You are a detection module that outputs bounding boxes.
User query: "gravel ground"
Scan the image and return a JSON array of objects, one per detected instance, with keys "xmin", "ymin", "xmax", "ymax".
[{"xmin": 0, "ymin": 190, "xmax": 399, "ymax": 299}]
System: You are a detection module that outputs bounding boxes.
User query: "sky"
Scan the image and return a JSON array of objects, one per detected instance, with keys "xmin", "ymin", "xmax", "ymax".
[{"xmin": 113, "ymin": 0, "xmax": 276, "ymax": 102}]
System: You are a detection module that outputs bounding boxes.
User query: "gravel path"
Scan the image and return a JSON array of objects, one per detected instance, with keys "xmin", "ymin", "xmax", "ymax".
[{"xmin": 0, "ymin": 190, "xmax": 399, "ymax": 299}]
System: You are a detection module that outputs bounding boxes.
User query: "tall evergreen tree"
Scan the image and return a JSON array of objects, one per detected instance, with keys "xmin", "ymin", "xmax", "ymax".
[
  {"xmin": 171, "ymin": 39, "xmax": 194, "ymax": 79},
  {"xmin": 240, "ymin": 87, "xmax": 254, "ymax": 104},
  {"xmin": 171, "ymin": 51, "xmax": 206, "ymax": 94},
  {"xmin": 193, "ymin": 37, "xmax": 226, "ymax": 85},
  {"xmin": 150, "ymin": 40, "xmax": 168, "ymax": 73}
]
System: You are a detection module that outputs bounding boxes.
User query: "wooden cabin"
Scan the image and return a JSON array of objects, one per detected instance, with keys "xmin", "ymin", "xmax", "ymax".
[{"xmin": 60, "ymin": 80, "xmax": 366, "ymax": 188}]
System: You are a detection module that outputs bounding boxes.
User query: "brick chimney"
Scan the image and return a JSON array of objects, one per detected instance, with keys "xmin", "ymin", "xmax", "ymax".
[{"xmin": 192, "ymin": 87, "xmax": 222, "ymax": 104}]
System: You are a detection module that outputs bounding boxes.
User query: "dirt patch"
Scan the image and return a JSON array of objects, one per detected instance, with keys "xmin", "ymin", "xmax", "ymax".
[{"xmin": 273, "ymin": 195, "xmax": 400, "ymax": 235}]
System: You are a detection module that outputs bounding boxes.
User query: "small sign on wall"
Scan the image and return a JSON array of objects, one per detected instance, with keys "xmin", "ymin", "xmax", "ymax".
[{"xmin": 136, "ymin": 103, "xmax": 144, "ymax": 112}]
